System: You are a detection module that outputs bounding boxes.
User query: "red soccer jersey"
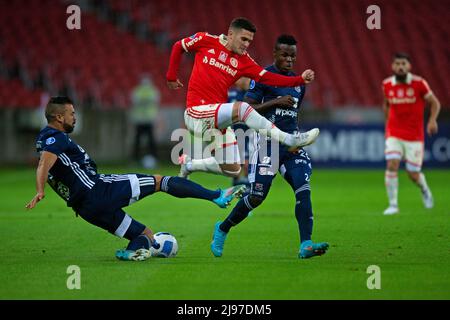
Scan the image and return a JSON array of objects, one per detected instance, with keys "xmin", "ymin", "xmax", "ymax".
[
  {"xmin": 382, "ymin": 73, "xmax": 432, "ymax": 141},
  {"xmin": 167, "ymin": 32, "xmax": 305, "ymax": 108}
]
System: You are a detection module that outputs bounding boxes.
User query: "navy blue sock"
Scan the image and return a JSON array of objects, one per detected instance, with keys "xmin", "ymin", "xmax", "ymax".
[
  {"xmin": 160, "ymin": 176, "xmax": 220, "ymax": 201},
  {"xmin": 220, "ymin": 195, "xmax": 254, "ymax": 233},
  {"xmin": 126, "ymin": 234, "xmax": 151, "ymax": 251},
  {"xmin": 295, "ymin": 189, "xmax": 313, "ymax": 243}
]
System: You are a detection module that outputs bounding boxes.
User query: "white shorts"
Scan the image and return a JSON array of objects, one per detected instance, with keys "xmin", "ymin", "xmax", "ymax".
[
  {"xmin": 385, "ymin": 137, "xmax": 424, "ymax": 172},
  {"xmin": 184, "ymin": 103, "xmax": 240, "ymax": 164}
]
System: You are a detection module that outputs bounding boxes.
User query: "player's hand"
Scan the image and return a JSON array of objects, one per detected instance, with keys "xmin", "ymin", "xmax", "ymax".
[
  {"xmin": 301, "ymin": 69, "xmax": 315, "ymax": 83},
  {"xmin": 167, "ymin": 79, "xmax": 184, "ymax": 90},
  {"xmin": 25, "ymin": 192, "xmax": 45, "ymax": 210},
  {"xmin": 276, "ymin": 95, "xmax": 296, "ymax": 107},
  {"xmin": 427, "ymin": 119, "xmax": 438, "ymax": 136}
]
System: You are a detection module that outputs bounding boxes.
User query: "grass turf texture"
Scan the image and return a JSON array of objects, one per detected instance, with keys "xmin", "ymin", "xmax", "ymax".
[{"xmin": 0, "ymin": 166, "xmax": 449, "ymax": 299}]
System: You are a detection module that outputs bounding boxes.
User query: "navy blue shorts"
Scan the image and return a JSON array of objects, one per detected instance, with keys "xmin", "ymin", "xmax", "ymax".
[
  {"xmin": 73, "ymin": 174, "xmax": 156, "ymax": 240},
  {"xmin": 248, "ymin": 137, "xmax": 312, "ymax": 202}
]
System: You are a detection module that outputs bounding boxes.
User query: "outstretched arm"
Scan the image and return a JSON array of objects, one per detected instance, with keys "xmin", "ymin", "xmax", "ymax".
[
  {"xmin": 425, "ymin": 93, "xmax": 441, "ymax": 136},
  {"xmin": 25, "ymin": 151, "xmax": 58, "ymax": 209}
]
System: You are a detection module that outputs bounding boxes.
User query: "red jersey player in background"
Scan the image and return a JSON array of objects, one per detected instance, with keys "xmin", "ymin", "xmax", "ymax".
[
  {"xmin": 382, "ymin": 52, "xmax": 441, "ymax": 215},
  {"xmin": 166, "ymin": 17, "xmax": 319, "ymax": 180}
]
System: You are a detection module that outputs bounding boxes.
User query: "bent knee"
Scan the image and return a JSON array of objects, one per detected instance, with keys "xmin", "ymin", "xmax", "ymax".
[
  {"xmin": 220, "ymin": 164, "xmax": 241, "ymax": 177},
  {"xmin": 153, "ymin": 175, "xmax": 162, "ymax": 191}
]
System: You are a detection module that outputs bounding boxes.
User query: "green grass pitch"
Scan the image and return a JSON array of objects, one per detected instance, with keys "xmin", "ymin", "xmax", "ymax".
[{"xmin": 0, "ymin": 166, "xmax": 449, "ymax": 300}]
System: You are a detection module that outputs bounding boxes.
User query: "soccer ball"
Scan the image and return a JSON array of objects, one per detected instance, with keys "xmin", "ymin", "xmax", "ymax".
[{"xmin": 150, "ymin": 232, "xmax": 178, "ymax": 258}]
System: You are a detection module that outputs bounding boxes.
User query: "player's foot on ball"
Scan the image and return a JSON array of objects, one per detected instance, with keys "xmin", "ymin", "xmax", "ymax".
[
  {"xmin": 422, "ymin": 189, "xmax": 434, "ymax": 209},
  {"xmin": 299, "ymin": 240, "xmax": 329, "ymax": 259},
  {"xmin": 288, "ymin": 128, "xmax": 320, "ymax": 152},
  {"xmin": 115, "ymin": 248, "xmax": 151, "ymax": 261},
  {"xmin": 213, "ymin": 184, "xmax": 247, "ymax": 208},
  {"xmin": 383, "ymin": 206, "xmax": 399, "ymax": 215},
  {"xmin": 178, "ymin": 154, "xmax": 192, "ymax": 178},
  {"xmin": 211, "ymin": 221, "xmax": 228, "ymax": 257}
]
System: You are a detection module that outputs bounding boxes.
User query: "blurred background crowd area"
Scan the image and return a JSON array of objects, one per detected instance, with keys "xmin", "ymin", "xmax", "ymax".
[{"xmin": 0, "ymin": 0, "xmax": 449, "ymax": 166}]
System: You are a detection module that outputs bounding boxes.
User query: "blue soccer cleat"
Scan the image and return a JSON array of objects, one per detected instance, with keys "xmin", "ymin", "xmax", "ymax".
[
  {"xmin": 213, "ymin": 184, "xmax": 247, "ymax": 208},
  {"xmin": 210, "ymin": 221, "xmax": 228, "ymax": 257},
  {"xmin": 115, "ymin": 248, "xmax": 151, "ymax": 261},
  {"xmin": 299, "ymin": 240, "xmax": 329, "ymax": 259}
]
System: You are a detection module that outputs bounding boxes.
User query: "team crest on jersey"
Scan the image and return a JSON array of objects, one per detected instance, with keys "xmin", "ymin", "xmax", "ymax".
[
  {"xmin": 295, "ymin": 86, "xmax": 301, "ymax": 93},
  {"xmin": 46, "ymin": 137, "xmax": 56, "ymax": 145},
  {"xmin": 230, "ymin": 57, "xmax": 238, "ymax": 68},
  {"xmin": 249, "ymin": 80, "xmax": 256, "ymax": 89},
  {"xmin": 407, "ymin": 88, "xmax": 415, "ymax": 97},
  {"xmin": 218, "ymin": 51, "xmax": 228, "ymax": 62},
  {"xmin": 388, "ymin": 90, "xmax": 394, "ymax": 96}
]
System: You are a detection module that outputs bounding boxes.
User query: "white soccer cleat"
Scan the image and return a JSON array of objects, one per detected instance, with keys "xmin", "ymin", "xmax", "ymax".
[
  {"xmin": 422, "ymin": 189, "xmax": 434, "ymax": 209},
  {"xmin": 383, "ymin": 206, "xmax": 399, "ymax": 215},
  {"xmin": 289, "ymin": 128, "xmax": 320, "ymax": 151},
  {"xmin": 178, "ymin": 154, "xmax": 192, "ymax": 178}
]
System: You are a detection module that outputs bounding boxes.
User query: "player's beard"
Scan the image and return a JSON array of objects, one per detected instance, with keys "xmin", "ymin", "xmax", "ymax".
[
  {"xmin": 63, "ymin": 122, "xmax": 75, "ymax": 133},
  {"xmin": 395, "ymin": 73, "xmax": 407, "ymax": 82}
]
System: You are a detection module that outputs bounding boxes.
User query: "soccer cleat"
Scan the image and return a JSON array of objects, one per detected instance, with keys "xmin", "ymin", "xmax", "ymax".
[
  {"xmin": 211, "ymin": 221, "xmax": 228, "ymax": 257},
  {"xmin": 178, "ymin": 154, "xmax": 192, "ymax": 178},
  {"xmin": 299, "ymin": 240, "xmax": 329, "ymax": 259},
  {"xmin": 213, "ymin": 184, "xmax": 247, "ymax": 208},
  {"xmin": 383, "ymin": 206, "xmax": 399, "ymax": 215},
  {"xmin": 115, "ymin": 248, "xmax": 151, "ymax": 261},
  {"xmin": 288, "ymin": 128, "xmax": 320, "ymax": 152},
  {"xmin": 422, "ymin": 189, "xmax": 434, "ymax": 209}
]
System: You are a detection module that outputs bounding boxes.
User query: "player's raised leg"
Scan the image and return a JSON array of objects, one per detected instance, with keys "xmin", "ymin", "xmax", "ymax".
[
  {"xmin": 155, "ymin": 175, "xmax": 246, "ymax": 208},
  {"xmin": 229, "ymin": 102, "xmax": 319, "ymax": 149}
]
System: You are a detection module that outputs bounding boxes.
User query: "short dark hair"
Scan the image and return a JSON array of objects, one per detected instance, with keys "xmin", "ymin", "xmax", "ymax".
[
  {"xmin": 45, "ymin": 96, "xmax": 73, "ymax": 122},
  {"xmin": 275, "ymin": 34, "xmax": 297, "ymax": 50},
  {"xmin": 229, "ymin": 17, "xmax": 257, "ymax": 33},
  {"xmin": 393, "ymin": 52, "xmax": 411, "ymax": 62}
]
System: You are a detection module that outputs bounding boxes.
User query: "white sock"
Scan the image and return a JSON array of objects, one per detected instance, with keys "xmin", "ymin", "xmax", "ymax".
[
  {"xmin": 187, "ymin": 157, "xmax": 223, "ymax": 175},
  {"xmin": 239, "ymin": 103, "xmax": 291, "ymax": 145},
  {"xmin": 416, "ymin": 172, "xmax": 430, "ymax": 194},
  {"xmin": 385, "ymin": 170, "xmax": 398, "ymax": 207}
]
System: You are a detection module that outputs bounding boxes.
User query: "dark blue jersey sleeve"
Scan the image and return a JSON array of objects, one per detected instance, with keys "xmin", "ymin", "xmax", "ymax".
[
  {"xmin": 41, "ymin": 132, "xmax": 69, "ymax": 156},
  {"xmin": 245, "ymin": 79, "xmax": 265, "ymax": 103}
]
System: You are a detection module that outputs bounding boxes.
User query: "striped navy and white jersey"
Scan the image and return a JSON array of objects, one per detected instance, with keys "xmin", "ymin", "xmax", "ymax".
[{"xmin": 36, "ymin": 126, "xmax": 98, "ymax": 207}]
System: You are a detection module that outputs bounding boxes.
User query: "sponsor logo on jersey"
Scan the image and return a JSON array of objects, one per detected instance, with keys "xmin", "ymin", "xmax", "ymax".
[
  {"xmin": 202, "ymin": 57, "xmax": 238, "ymax": 77},
  {"xmin": 207, "ymin": 48, "xmax": 215, "ymax": 54},
  {"xmin": 46, "ymin": 137, "xmax": 56, "ymax": 145},
  {"xmin": 185, "ymin": 35, "xmax": 202, "ymax": 48},
  {"xmin": 388, "ymin": 97, "xmax": 417, "ymax": 104},
  {"xmin": 249, "ymin": 79, "xmax": 256, "ymax": 89},
  {"xmin": 275, "ymin": 108, "xmax": 298, "ymax": 118},
  {"xmin": 219, "ymin": 51, "xmax": 228, "ymax": 62}
]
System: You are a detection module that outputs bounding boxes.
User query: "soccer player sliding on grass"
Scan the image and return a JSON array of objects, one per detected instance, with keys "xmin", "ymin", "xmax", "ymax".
[
  {"xmin": 210, "ymin": 35, "xmax": 329, "ymax": 259},
  {"xmin": 25, "ymin": 97, "xmax": 245, "ymax": 261}
]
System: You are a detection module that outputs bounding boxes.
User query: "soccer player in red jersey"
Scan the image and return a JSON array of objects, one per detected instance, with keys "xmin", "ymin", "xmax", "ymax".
[
  {"xmin": 166, "ymin": 17, "xmax": 319, "ymax": 179},
  {"xmin": 382, "ymin": 53, "xmax": 441, "ymax": 215}
]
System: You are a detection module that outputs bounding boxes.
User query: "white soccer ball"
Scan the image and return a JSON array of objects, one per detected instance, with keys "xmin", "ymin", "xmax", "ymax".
[{"xmin": 150, "ymin": 232, "xmax": 178, "ymax": 258}]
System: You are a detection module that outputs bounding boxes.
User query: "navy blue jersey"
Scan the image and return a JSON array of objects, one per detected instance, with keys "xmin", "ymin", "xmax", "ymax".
[
  {"xmin": 227, "ymin": 86, "xmax": 247, "ymax": 103},
  {"xmin": 245, "ymin": 65, "xmax": 306, "ymax": 134},
  {"xmin": 36, "ymin": 126, "xmax": 98, "ymax": 207}
]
